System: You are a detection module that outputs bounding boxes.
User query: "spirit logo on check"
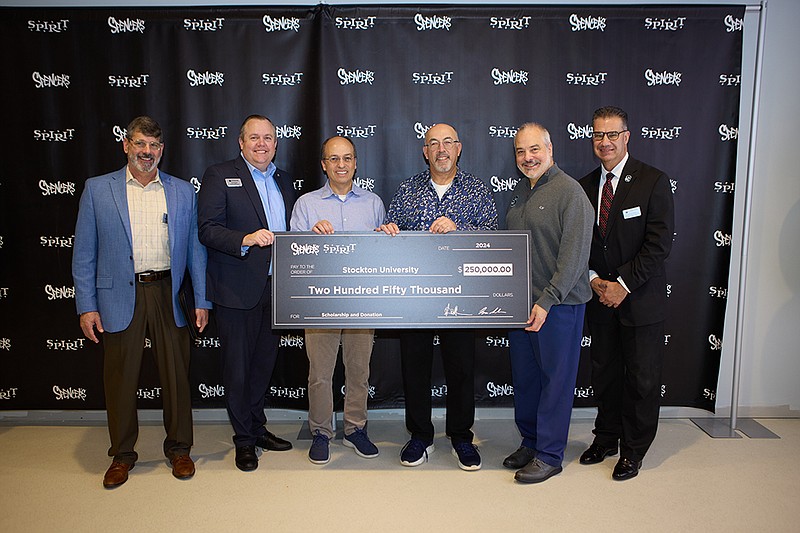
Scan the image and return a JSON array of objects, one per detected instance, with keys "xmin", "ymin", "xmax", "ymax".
[{"xmin": 459, "ymin": 263, "xmax": 513, "ymax": 276}]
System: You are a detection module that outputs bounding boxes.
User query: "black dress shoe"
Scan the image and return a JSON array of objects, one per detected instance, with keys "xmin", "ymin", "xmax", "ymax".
[
  {"xmin": 579, "ymin": 443, "xmax": 618, "ymax": 465},
  {"xmin": 235, "ymin": 445, "xmax": 258, "ymax": 472},
  {"xmin": 612, "ymin": 457, "xmax": 642, "ymax": 481},
  {"xmin": 256, "ymin": 430, "xmax": 293, "ymax": 452},
  {"xmin": 503, "ymin": 446, "xmax": 537, "ymax": 469}
]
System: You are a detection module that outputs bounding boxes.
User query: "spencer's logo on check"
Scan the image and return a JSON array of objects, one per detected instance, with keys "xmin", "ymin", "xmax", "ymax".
[{"xmin": 272, "ymin": 231, "xmax": 531, "ymax": 329}]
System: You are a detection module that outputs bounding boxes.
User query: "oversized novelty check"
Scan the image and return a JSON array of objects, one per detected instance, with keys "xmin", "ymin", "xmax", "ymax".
[{"xmin": 272, "ymin": 231, "xmax": 531, "ymax": 329}]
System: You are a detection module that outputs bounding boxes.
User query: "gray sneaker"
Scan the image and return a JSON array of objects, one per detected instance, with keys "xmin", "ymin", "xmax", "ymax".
[{"xmin": 343, "ymin": 428, "xmax": 379, "ymax": 458}]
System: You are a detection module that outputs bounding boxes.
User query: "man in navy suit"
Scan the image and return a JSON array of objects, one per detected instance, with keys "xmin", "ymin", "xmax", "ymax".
[
  {"xmin": 578, "ymin": 106, "xmax": 675, "ymax": 481},
  {"xmin": 73, "ymin": 116, "xmax": 211, "ymax": 488},
  {"xmin": 198, "ymin": 115, "xmax": 298, "ymax": 471}
]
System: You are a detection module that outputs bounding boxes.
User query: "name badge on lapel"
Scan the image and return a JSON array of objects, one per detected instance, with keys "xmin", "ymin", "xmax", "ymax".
[
  {"xmin": 623, "ymin": 206, "xmax": 642, "ymax": 219},
  {"xmin": 225, "ymin": 178, "xmax": 243, "ymax": 187}
]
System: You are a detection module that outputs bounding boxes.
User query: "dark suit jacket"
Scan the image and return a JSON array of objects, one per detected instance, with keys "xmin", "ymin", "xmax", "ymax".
[
  {"xmin": 579, "ymin": 157, "xmax": 674, "ymax": 326},
  {"xmin": 197, "ymin": 156, "xmax": 297, "ymax": 310}
]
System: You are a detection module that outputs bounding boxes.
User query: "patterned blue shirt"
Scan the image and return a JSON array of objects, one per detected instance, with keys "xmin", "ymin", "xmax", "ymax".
[
  {"xmin": 385, "ymin": 169, "xmax": 498, "ymax": 230},
  {"xmin": 290, "ymin": 181, "xmax": 386, "ymax": 231}
]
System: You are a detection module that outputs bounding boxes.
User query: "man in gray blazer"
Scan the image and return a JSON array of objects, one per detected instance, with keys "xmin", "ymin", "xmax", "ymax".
[{"xmin": 73, "ymin": 116, "xmax": 211, "ymax": 488}]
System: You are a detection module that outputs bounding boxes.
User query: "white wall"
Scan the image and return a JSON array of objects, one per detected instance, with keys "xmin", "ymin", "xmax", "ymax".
[{"xmin": 7, "ymin": 0, "xmax": 798, "ymax": 416}]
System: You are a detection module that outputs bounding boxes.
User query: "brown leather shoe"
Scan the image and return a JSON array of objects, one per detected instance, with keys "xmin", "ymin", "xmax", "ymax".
[
  {"xmin": 171, "ymin": 454, "xmax": 195, "ymax": 479},
  {"xmin": 103, "ymin": 461, "xmax": 133, "ymax": 488}
]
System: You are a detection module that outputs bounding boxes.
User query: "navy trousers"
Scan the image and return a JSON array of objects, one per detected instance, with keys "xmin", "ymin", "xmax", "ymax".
[{"xmin": 508, "ymin": 303, "xmax": 585, "ymax": 467}]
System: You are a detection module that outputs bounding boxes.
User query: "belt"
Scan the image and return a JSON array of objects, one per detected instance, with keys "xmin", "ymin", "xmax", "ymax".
[{"xmin": 136, "ymin": 270, "xmax": 171, "ymax": 283}]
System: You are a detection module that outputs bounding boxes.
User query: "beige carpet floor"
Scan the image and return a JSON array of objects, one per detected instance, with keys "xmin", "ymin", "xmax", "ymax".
[{"xmin": 0, "ymin": 417, "xmax": 796, "ymax": 532}]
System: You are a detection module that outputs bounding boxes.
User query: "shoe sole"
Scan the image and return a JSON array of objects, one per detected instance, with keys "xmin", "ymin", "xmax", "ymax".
[
  {"xmin": 514, "ymin": 466, "xmax": 563, "ymax": 484},
  {"xmin": 451, "ymin": 448, "xmax": 482, "ymax": 471},
  {"xmin": 308, "ymin": 456, "xmax": 330, "ymax": 465},
  {"xmin": 400, "ymin": 443, "xmax": 434, "ymax": 466},
  {"xmin": 343, "ymin": 437, "xmax": 379, "ymax": 458}
]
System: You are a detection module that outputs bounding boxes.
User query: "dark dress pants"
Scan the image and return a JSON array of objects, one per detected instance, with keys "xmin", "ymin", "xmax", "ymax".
[
  {"xmin": 399, "ymin": 329, "xmax": 475, "ymax": 444},
  {"xmin": 215, "ymin": 278, "xmax": 280, "ymax": 447},
  {"xmin": 103, "ymin": 277, "xmax": 193, "ymax": 465},
  {"xmin": 588, "ymin": 315, "xmax": 664, "ymax": 462}
]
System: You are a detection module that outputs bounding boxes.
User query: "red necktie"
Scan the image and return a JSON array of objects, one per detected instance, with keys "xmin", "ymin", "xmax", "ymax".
[{"xmin": 599, "ymin": 173, "xmax": 614, "ymax": 237}]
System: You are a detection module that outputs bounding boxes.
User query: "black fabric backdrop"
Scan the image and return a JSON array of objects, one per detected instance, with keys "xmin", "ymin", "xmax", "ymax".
[{"xmin": 0, "ymin": 5, "xmax": 744, "ymax": 413}]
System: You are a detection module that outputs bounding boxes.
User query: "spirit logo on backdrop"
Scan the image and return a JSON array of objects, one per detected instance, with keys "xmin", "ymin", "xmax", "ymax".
[
  {"xmin": 184, "ymin": 18, "xmax": 225, "ymax": 31},
  {"xmin": 108, "ymin": 75, "xmax": 150, "ymax": 88},
  {"xmin": 28, "ymin": 19, "xmax": 69, "ymax": 32},
  {"xmin": 41, "ymin": 236, "xmax": 74, "ymax": 248},
  {"xmin": 490, "ymin": 16, "xmax": 531, "ymax": 30},
  {"xmin": 641, "ymin": 126, "xmax": 682, "ymax": 140},
  {"xmin": 644, "ymin": 17, "xmax": 686, "ymax": 31},
  {"xmin": 412, "ymin": 72, "xmax": 454, "ymax": 85},
  {"xmin": 186, "ymin": 126, "xmax": 228, "ymax": 140},
  {"xmin": 262, "ymin": 72, "xmax": 304, "ymax": 86},
  {"xmin": 488, "ymin": 125, "xmax": 518, "ymax": 139},
  {"xmin": 337, "ymin": 125, "xmax": 376, "ymax": 138},
  {"xmin": 34, "ymin": 129, "xmax": 75, "ymax": 142},
  {"xmin": 47, "ymin": 339, "xmax": 85, "ymax": 350},
  {"xmin": 335, "ymin": 16, "xmax": 376, "ymax": 30},
  {"xmin": 566, "ymin": 72, "xmax": 607, "ymax": 86}
]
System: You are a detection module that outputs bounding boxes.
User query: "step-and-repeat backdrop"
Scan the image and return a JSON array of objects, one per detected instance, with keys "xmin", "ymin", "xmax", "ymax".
[{"xmin": 0, "ymin": 4, "xmax": 744, "ymax": 413}]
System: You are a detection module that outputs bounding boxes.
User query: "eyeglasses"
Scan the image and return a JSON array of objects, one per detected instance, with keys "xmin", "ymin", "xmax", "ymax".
[
  {"xmin": 425, "ymin": 139, "xmax": 459, "ymax": 150},
  {"xmin": 129, "ymin": 139, "xmax": 163, "ymax": 150},
  {"xmin": 323, "ymin": 155, "xmax": 355, "ymax": 164},
  {"xmin": 591, "ymin": 130, "xmax": 627, "ymax": 141}
]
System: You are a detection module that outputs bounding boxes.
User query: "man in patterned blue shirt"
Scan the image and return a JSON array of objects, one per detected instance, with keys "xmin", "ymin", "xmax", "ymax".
[{"xmin": 379, "ymin": 123, "xmax": 497, "ymax": 471}]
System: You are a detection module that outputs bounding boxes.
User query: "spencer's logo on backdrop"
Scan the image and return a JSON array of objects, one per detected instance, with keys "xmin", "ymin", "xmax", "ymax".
[
  {"xmin": 414, "ymin": 122, "xmax": 432, "ymax": 139},
  {"xmin": 414, "ymin": 13, "xmax": 451, "ymax": 31},
  {"xmin": 39, "ymin": 180, "xmax": 75, "ymax": 196},
  {"xmin": 44, "ymin": 284, "xmax": 74, "ymax": 300},
  {"xmin": 108, "ymin": 17, "xmax": 145, "ymax": 34},
  {"xmin": 491, "ymin": 68, "xmax": 528, "ymax": 85},
  {"xmin": 187, "ymin": 69, "xmax": 224, "ymax": 87},
  {"xmin": 32, "ymin": 72, "xmax": 70, "ymax": 89},
  {"xmin": 53, "ymin": 385, "xmax": 87, "ymax": 401},
  {"xmin": 719, "ymin": 124, "xmax": 738, "ymax": 142},
  {"xmin": 276, "ymin": 124, "xmax": 302, "ymax": 139},
  {"xmin": 338, "ymin": 68, "xmax": 374, "ymax": 85},
  {"xmin": 644, "ymin": 69, "xmax": 682, "ymax": 86},
  {"xmin": 569, "ymin": 14, "xmax": 606, "ymax": 31},
  {"xmin": 354, "ymin": 176, "xmax": 376, "ymax": 192},
  {"xmin": 263, "ymin": 15, "xmax": 300, "ymax": 32},
  {"xmin": 491, "ymin": 176, "xmax": 519, "ymax": 193},
  {"xmin": 567, "ymin": 123, "xmax": 593, "ymax": 140},
  {"xmin": 199, "ymin": 384, "xmax": 224, "ymax": 398},
  {"xmin": 724, "ymin": 14, "xmax": 744, "ymax": 32}
]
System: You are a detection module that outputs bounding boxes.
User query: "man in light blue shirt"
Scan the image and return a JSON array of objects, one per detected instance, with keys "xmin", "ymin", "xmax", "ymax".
[{"xmin": 290, "ymin": 136, "xmax": 385, "ymax": 464}]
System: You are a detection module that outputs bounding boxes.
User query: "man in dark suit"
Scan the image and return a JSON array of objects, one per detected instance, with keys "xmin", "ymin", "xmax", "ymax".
[
  {"xmin": 198, "ymin": 115, "xmax": 297, "ymax": 471},
  {"xmin": 578, "ymin": 106, "xmax": 674, "ymax": 481},
  {"xmin": 73, "ymin": 116, "xmax": 211, "ymax": 488}
]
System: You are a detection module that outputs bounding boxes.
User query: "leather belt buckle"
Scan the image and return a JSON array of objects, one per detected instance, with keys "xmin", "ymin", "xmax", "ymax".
[{"xmin": 136, "ymin": 270, "xmax": 169, "ymax": 283}]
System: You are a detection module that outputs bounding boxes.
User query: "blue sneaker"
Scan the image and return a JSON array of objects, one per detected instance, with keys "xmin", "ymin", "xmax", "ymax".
[
  {"xmin": 400, "ymin": 438, "xmax": 434, "ymax": 467},
  {"xmin": 309, "ymin": 430, "xmax": 330, "ymax": 465},
  {"xmin": 452, "ymin": 442, "xmax": 481, "ymax": 471},
  {"xmin": 343, "ymin": 428, "xmax": 379, "ymax": 458}
]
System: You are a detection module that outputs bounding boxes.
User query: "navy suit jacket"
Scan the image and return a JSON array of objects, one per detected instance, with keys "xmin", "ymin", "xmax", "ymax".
[
  {"xmin": 72, "ymin": 166, "xmax": 211, "ymax": 333},
  {"xmin": 197, "ymin": 155, "xmax": 297, "ymax": 309},
  {"xmin": 579, "ymin": 157, "xmax": 674, "ymax": 326}
]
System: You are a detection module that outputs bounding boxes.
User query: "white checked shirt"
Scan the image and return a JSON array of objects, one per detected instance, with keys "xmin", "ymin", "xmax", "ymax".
[{"xmin": 126, "ymin": 168, "xmax": 170, "ymax": 273}]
